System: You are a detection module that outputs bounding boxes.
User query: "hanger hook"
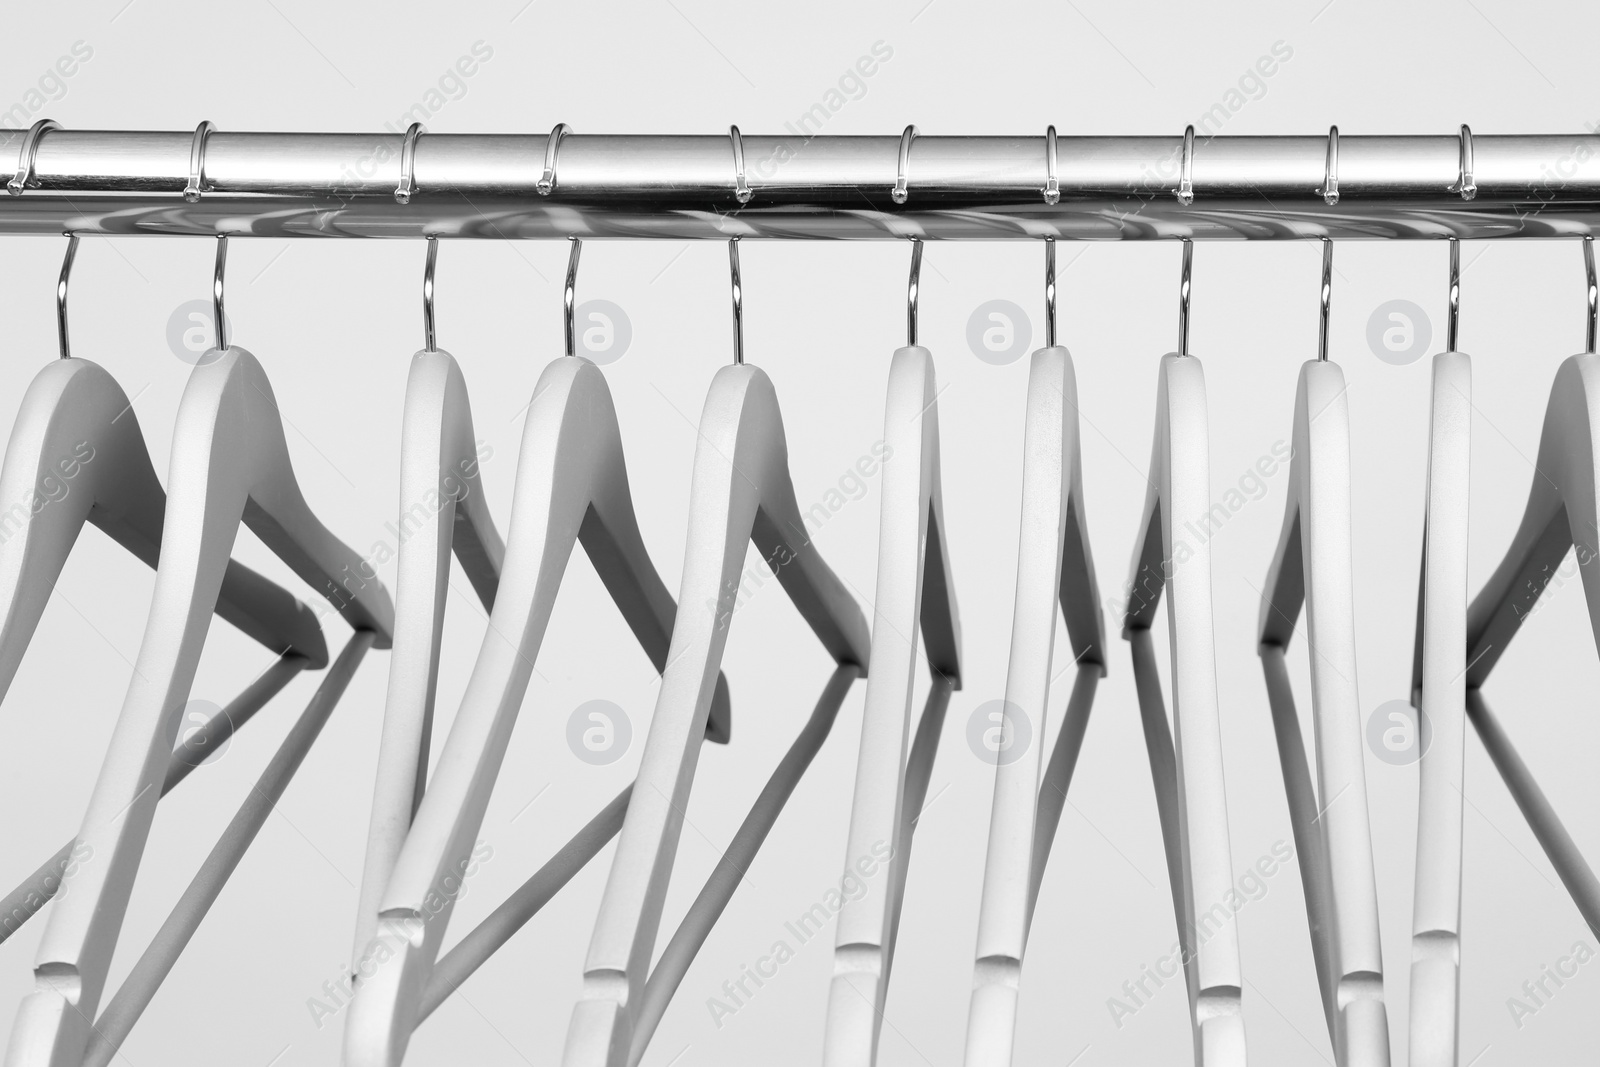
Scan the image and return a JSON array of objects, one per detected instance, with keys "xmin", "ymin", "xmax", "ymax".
[
  {"xmin": 1178, "ymin": 238, "xmax": 1193, "ymax": 356},
  {"xmin": 1317, "ymin": 238, "xmax": 1333, "ymax": 362},
  {"xmin": 729, "ymin": 237, "xmax": 744, "ymax": 364},
  {"xmin": 538, "ymin": 123, "xmax": 571, "ymax": 196},
  {"xmin": 1447, "ymin": 237, "xmax": 1461, "ymax": 352},
  {"xmin": 57, "ymin": 232, "xmax": 79, "ymax": 361},
  {"xmin": 395, "ymin": 122, "xmax": 426, "ymax": 204},
  {"xmin": 184, "ymin": 121, "xmax": 216, "ymax": 203},
  {"xmin": 1320, "ymin": 125, "xmax": 1340, "ymax": 206},
  {"xmin": 213, "ymin": 234, "xmax": 230, "ymax": 353},
  {"xmin": 893, "ymin": 124, "xmax": 917, "ymax": 205},
  {"xmin": 422, "ymin": 236, "xmax": 438, "ymax": 352},
  {"xmin": 1456, "ymin": 124, "xmax": 1477, "ymax": 202},
  {"xmin": 907, "ymin": 238, "xmax": 923, "ymax": 346},
  {"xmin": 729, "ymin": 125, "xmax": 752, "ymax": 205},
  {"xmin": 8, "ymin": 118, "xmax": 60, "ymax": 196},
  {"xmin": 1044, "ymin": 237, "xmax": 1057, "ymax": 348},
  {"xmin": 1585, "ymin": 236, "xmax": 1597, "ymax": 355},
  {"xmin": 1176, "ymin": 124, "xmax": 1195, "ymax": 206},
  {"xmin": 564, "ymin": 236, "xmax": 583, "ymax": 358},
  {"xmin": 1043, "ymin": 125, "xmax": 1060, "ymax": 206}
]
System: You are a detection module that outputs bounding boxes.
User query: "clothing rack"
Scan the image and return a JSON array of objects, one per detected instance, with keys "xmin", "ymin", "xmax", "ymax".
[{"xmin": 3, "ymin": 123, "xmax": 1600, "ymax": 240}]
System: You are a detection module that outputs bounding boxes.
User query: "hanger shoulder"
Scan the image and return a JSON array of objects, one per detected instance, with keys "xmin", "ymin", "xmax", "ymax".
[
  {"xmin": 1036, "ymin": 347, "xmax": 1106, "ymax": 670},
  {"xmin": 1409, "ymin": 350, "xmax": 1472, "ymax": 1067},
  {"xmin": 18, "ymin": 346, "xmax": 392, "ymax": 1063},
  {"xmin": 826, "ymin": 345, "xmax": 961, "ymax": 1059},
  {"xmin": 0, "ymin": 359, "xmax": 325, "ymax": 698},
  {"xmin": 351, "ymin": 349, "xmax": 504, "ymax": 970},
  {"xmin": 1466, "ymin": 352, "xmax": 1600, "ymax": 683}
]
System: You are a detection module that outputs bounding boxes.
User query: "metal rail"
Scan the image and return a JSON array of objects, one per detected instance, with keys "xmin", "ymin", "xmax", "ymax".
[{"xmin": 3, "ymin": 126, "xmax": 1600, "ymax": 240}]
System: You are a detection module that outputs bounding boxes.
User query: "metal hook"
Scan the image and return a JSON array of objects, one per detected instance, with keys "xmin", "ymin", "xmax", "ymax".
[
  {"xmin": 1044, "ymin": 237, "xmax": 1057, "ymax": 348},
  {"xmin": 907, "ymin": 238, "xmax": 923, "ymax": 346},
  {"xmin": 395, "ymin": 122, "xmax": 425, "ymax": 204},
  {"xmin": 893, "ymin": 125, "xmax": 917, "ymax": 205},
  {"xmin": 729, "ymin": 125, "xmax": 751, "ymax": 205},
  {"xmin": 1176, "ymin": 124, "xmax": 1195, "ymax": 206},
  {"xmin": 184, "ymin": 121, "xmax": 216, "ymax": 203},
  {"xmin": 564, "ymin": 236, "xmax": 583, "ymax": 358},
  {"xmin": 1447, "ymin": 237, "xmax": 1461, "ymax": 352},
  {"xmin": 1320, "ymin": 125, "xmax": 1340, "ymax": 206},
  {"xmin": 422, "ymin": 236, "xmax": 438, "ymax": 352},
  {"xmin": 1585, "ymin": 236, "xmax": 1597, "ymax": 355},
  {"xmin": 1317, "ymin": 238, "xmax": 1333, "ymax": 362},
  {"xmin": 213, "ymin": 234, "xmax": 230, "ymax": 353},
  {"xmin": 8, "ymin": 118, "xmax": 60, "ymax": 196},
  {"xmin": 1178, "ymin": 238, "xmax": 1193, "ymax": 356},
  {"xmin": 538, "ymin": 123, "xmax": 571, "ymax": 196},
  {"xmin": 57, "ymin": 232, "xmax": 79, "ymax": 360},
  {"xmin": 729, "ymin": 236, "xmax": 744, "ymax": 364},
  {"xmin": 1456, "ymin": 124, "xmax": 1477, "ymax": 202},
  {"xmin": 1043, "ymin": 124, "xmax": 1060, "ymax": 206}
]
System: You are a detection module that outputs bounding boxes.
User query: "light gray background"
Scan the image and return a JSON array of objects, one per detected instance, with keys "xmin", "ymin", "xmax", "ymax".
[{"xmin": 1, "ymin": 1, "xmax": 1597, "ymax": 1063}]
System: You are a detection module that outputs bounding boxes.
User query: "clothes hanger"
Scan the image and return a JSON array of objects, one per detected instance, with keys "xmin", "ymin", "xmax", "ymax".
[
  {"xmin": 0, "ymin": 229, "xmax": 326, "ymax": 698},
  {"xmin": 564, "ymin": 127, "xmax": 872, "ymax": 1066},
  {"xmin": 825, "ymin": 216, "xmax": 963, "ymax": 1065},
  {"xmin": 352, "ymin": 171, "xmax": 507, "ymax": 971},
  {"xmin": 1255, "ymin": 129, "xmax": 1390, "ymax": 1067},
  {"xmin": 1407, "ymin": 230, "xmax": 1472, "ymax": 1067},
  {"xmin": 1122, "ymin": 232, "xmax": 1245, "ymax": 1063},
  {"xmin": 344, "ymin": 147, "xmax": 734, "ymax": 1063},
  {"xmin": 964, "ymin": 197, "xmax": 1108, "ymax": 1061},
  {"xmin": 10, "ymin": 187, "xmax": 397, "ymax": 1064},
  {"xmin": 1433, "ymin": 233, "xmax": 1600, "ymax": 1006}
]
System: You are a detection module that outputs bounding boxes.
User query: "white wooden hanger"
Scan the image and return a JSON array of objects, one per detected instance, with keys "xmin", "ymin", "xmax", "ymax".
[
  {"xmin": 1255, "ymin": 227, "xmax": 1389, "ymax": 1064},
  {"xmin": 0, "ymin": 234, "xmax": 326, "ymax": 697},
  {"xmin": 345, "ymin": 231, "xmax": 734, "ymax": 1066},
  {"xmin": 1420, "ymin": 236, "xmax": 1600, "ymax": 1051},
  {"xmin": 1121, "ymin": 240, "xmax": 1244, "ymax": 1064},
  {"xmin": 350, "ymin": 233, "xmax": 505, "ymax": 970},
  {"xmin": 10, "ymin": 232, "xmax": 396, "ymax": 1067},
  {"xmin": 825, "ymin": 236, "xmax": 962, "ymax": 1065},
  {"xmin": 1407, "ymin": 237, "xmax": 1472, "ymax": 1067},
  {"xmin": 965, "ymin": 235, "xmax": 1107, "ymax": 1064},
  {"xmin": 563, "ymin": 226, "xmax": 872, "ymax": 1066}
]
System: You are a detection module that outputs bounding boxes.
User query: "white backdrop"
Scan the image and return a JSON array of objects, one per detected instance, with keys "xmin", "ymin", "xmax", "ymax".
[{"xmin": 1, "ymin": 1, "xmax": 1598, "ymax": 1064}]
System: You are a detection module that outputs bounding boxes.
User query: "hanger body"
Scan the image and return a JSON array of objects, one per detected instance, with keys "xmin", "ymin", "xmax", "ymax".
[
  {"xmin": 1123, "ymin": 352, "xmax": 1244, "ymax": 1064},
  {"xmin": 344, "ymin": 355, "xmax": 733, "ymax": 1066},
  {"xmin": 351, "ymin": 348, "xmax": 505, "ymax": 968},
  {"xmin": 1407, "ymin": 351, "xmax": 1470, "ymax": 1067},
  {"xmin": 563, "ymin": 361, "xmax": 870, "ymax": 1066},
  {"xmin": 10, "ymin": 345, "xmax": 394, "ymax": 1067},
  {"xmin": 1256, "ymin": 359, "xmax": 1388, "ymax": 1066},
  {"xmin": 0, "ymin": 357, "xmax": 325, "ymax": 690},
  {"xmin": 825, "ymin": 344, "xmax": 961, "ymax": 1065},
  {"xmin": 965, "ymin": 345, "xmax": 1105, "ymax": 1064}
]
